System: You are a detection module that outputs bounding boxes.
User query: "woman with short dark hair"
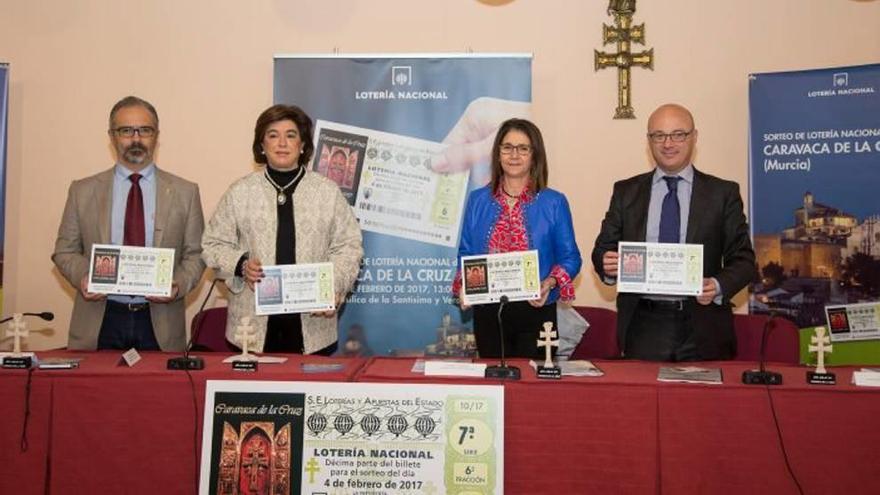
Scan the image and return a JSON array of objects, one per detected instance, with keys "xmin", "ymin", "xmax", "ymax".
[{"xmin": 203, "ymin": 104, "xmax": 363, "ymax": 354}]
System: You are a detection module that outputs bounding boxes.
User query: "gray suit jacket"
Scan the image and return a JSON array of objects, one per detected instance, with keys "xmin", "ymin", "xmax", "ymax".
[{"xmin": 52, "ymin": 167, "xmax": 206, "ymax": 351}]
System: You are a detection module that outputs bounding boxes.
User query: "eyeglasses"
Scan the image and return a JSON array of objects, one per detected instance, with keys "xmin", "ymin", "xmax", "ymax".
[
  {"xmin": 500, "ymin": 143, "xmax": 533, "ymax": 155},
  {"xmin": 647, "ymin": 130, "xmax": 692, "ymax": 143},
  {"xmin": 113, "ymin": 126, "xmax": 157, "ymax": 138}
]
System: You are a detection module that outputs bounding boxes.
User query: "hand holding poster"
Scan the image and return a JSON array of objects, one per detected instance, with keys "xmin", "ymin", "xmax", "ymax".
[
  {"xmin": 87, "ymin": 244, "xmax": 174, "ymax": 297},
  {"xmin": 616, "ymin": 242, "xmax": 703, "ymax": 296},
  {"xmin": 255, "ymin": 263, "xmax": 335, "ymax": 315},
  {"xmin": 461, "ymin": 250, "xmax": 540, "ymax": 305}
]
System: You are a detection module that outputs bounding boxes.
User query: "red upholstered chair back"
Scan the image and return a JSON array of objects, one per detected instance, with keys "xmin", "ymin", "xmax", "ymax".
[
  {"xmin": 189, "ymin": 307, "xmax": 236, "ymax": 352},
  {"xmin": 570, "ymin": 306, "xmax": 621, "ymax": 359},
  {"xmin": 733, "ymin": 314, "xmax": 800, "ymax": 364}
]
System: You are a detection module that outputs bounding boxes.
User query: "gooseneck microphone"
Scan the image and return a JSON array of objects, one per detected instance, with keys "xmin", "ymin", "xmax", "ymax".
[
  {"xmin": 742, "ymin": 312, "xmax": 783, "ymax": 385},
  {"xmin": 0, "ymin": 312, "xmax": 55, "ymax": 324},
  {"xmin": 497, "ymin": 296, "xmax": 511, "ymax": 369},
  {"xmin": 484, "ymin": 295, "xmax": 521, "ymax": 380},
  {"xmin": 167, "ymin": 279, "xmax": 222, "ymax": 370}
]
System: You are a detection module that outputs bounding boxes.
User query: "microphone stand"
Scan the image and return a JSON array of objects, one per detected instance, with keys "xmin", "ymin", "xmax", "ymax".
[
  {"xmin": 167, "ymin": 279, "xmax": 221, "ymax": 370},
  {"xmin": 484, "ymin": 296, "xmax": 521, "ymax": 380},
  {"xmin": 742, "ymin": 312, "xmax": 783, "ymax": 385}
]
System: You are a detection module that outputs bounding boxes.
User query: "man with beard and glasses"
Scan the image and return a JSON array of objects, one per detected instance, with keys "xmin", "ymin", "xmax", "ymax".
[{"xmin": 52, "ymin": 96, "xmax": 205, "ymax": 351}]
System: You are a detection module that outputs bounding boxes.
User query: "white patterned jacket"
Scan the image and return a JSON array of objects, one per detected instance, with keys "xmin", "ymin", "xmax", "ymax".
[{"xmin": 202, "ymin": 169, "xmax": 363, "ymax": 353}]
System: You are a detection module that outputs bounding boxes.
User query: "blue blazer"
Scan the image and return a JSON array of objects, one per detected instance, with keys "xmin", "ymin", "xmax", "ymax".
[{"xmin": 457, "ymin": 186, "xmax": 582, "ymax": 305}]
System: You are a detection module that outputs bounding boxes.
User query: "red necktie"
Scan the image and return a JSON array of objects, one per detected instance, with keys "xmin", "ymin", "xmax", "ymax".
[{"xmin": 123, "ymin": 173, "xmax": 145, "ymax": 246}]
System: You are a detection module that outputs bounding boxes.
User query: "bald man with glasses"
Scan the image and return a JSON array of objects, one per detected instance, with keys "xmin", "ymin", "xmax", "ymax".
[
  {"xmin": 592, "ymin": 103, "xmax": 757, "ymax": 362},
  {"xmin": 53, "ymin": 96, "xmax": 205, "ymax": 351}
]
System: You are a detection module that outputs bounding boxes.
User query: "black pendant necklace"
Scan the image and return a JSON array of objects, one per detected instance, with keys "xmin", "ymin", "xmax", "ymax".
[{"xmin": 264, "ymin": 166, "xmax": 304, "ymax": 205}]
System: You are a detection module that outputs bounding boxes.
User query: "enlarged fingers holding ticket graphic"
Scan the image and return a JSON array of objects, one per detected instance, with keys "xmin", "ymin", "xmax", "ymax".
[
  {"xmin": 312, "ymin": 120, "xmax": 470, "ymax": 248},
  {"xmin": 432, "ymin": 97, "xmax": 531, "ymax": 179}
]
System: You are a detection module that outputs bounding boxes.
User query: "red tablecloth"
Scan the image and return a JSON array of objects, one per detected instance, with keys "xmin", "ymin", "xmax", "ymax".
[
  {"xmin": 0, "ymin": 367, "xmax": 52, "ymax": 495},
  {"xmin": 655, "ymin": 363, "xmax": 880, "ymax": 495},
  {"xmin": 2, "ymin": 354, "xmax": 878, "ymax": 495},
  {"xmin": 0, "ymin": 351, "xmax": 365, "ymax": 495},
  {"xmin": 357, "ymin": 357, "xmax": 880, "ymax": 495}
]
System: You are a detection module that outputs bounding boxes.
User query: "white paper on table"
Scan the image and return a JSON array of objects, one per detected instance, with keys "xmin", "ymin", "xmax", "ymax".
[
  {"xmin": 222, "ymin": 355, "xmax": 288, "ymax": 364},
  {"xmin": 423, "ymin": 360, "xmax": 486, "ymax": 377},
  {"xmin": 853, "ymin": 369, "xmax": 880, "ymax": 387}
]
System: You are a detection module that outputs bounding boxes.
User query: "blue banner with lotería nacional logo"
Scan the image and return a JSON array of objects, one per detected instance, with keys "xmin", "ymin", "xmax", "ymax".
[
  {"xmin": 275, "ymin": 54, "xmax": 532, "ymax": 356},
  {"xmin": 0, "ymin": 63, "xmax": 8, "ymax": 304},
  {"xmin": 749, "ymin": 64, "xmax": 880, "ymax": 327}
]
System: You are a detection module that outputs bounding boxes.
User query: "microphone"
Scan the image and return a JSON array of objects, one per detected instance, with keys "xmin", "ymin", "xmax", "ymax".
[
  {"xmin": 742, "ymin": 312, "xmax": 783, "ymax": 385},
  {"xmin": 0, "ymin": 312, "xmax": 54, "ymax": 324},
  {"xmin": 167, "ymin": 279, "xmax": 222, "ymax": 370},
  {"xmin": 484, "ymin": 295, "xmax": 521, "ymax": 380}
]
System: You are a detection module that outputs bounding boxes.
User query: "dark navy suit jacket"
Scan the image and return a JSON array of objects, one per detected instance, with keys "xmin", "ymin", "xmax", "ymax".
[{"xmin": 592, "ymin": 167, "xmax": 757, "ymax": 359}]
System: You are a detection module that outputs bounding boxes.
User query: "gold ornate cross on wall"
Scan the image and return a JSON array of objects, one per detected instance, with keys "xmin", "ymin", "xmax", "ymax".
[{"xmin": 594, "ymin": 0, "xmax": 654, "ymax": 119}]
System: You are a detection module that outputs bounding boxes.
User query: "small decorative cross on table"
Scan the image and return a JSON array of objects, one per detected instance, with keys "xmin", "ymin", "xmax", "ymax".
[
  {"xmin": 807, "ymin": 326, "xmax": 836, "ymax": 385},
  {"xmin": 8, "ymin": 313, "xmax": 29, "ymax": 355},
  {"xmin": 231, "ymin": 316, "xmax": 259, "ymax": 371},
  {"xmin": 1, "ymin": 313, "xmax": 35, "ymax": 369},
  {"xmin": 536, "ymin": 321, "xmax": 561, "ymax": 379}
]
